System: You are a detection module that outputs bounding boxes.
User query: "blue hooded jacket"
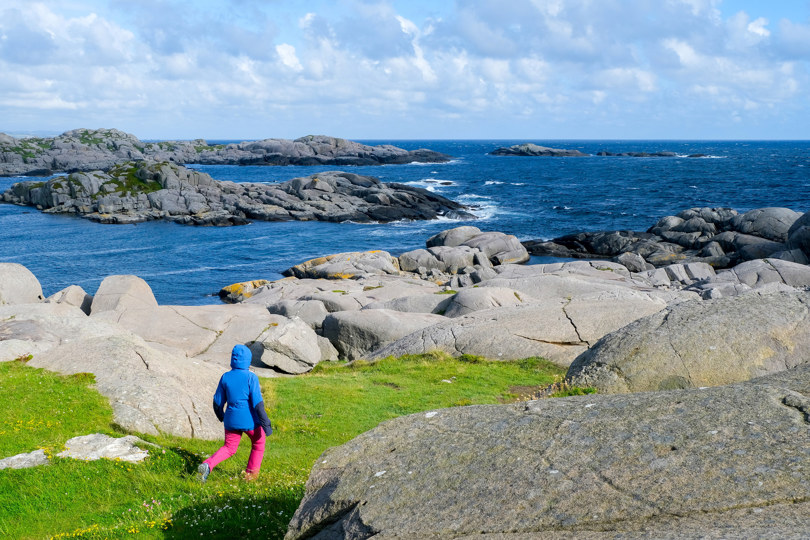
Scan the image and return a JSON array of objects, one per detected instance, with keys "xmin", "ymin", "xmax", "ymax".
[{"xmin": 213, "ymin": 345, "xmax": 264, "ymax": 431}]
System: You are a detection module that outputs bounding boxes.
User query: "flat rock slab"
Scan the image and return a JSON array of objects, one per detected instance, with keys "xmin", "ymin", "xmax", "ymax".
[
  {"xmin": 370, "ymin": 286, "xmax": 666, "ymax": 366},
  {"xmin": 286, "ymin": 366, "xmax": 810, "ymax": 539},
  {"xmin": 0, "ymin": 434, "xmax": 153, "ymax": 469},
  {"xmin": 0, "ymin": 449, "xmax": 49, "ymax": 470},
  {"xmin": 0, "ymin": 303, "xmax": 126, "ymax": 362},
  {"xmin": 57, "ymin": 434, "xmax": 152, "ymax": 462}
]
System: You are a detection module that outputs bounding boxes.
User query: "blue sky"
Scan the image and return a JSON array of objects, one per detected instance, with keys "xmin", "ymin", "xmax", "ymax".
[{"xmin": 1, "ymin": 0, "xmax": 809, "ymax": 140}]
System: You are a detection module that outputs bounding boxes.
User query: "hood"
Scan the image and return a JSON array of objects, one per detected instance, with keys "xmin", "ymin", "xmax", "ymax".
[{"xmin": 230, "ymin": 344, "xmax": 253, "ymax": 370}]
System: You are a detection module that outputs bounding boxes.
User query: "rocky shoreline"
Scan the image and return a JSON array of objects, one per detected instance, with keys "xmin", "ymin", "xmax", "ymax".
[
  {"xmin": 0, "ymin": 129, "xmax": 451, "ymax": 177},
  {"xmin": 524, "ymin": 206, "xmax": 807, "ymax": 271},
  {"xmin": 3, "ymin": 207, "xmax": 810, "ymax": 537},
  {"xmin": 0, "ymin": 161, "xmax": 473, "ymax": 225}
]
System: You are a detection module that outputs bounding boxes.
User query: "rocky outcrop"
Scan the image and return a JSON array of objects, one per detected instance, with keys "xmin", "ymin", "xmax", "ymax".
[
  {"xmin": 684, "ymin": 258, "xmax": 810, "ymax": 299},
  {"xmin": 525, "ymin": 207, "xmax": 806, "ymax": 270},
  {"xmin": 567, "ymin": 288, "xmax": 810, "ymax": 393},
  {"xmin": 0, "ymin": 129, "xmax": 451, "ymax": 177},
  {"xmin": 490, "ymin": 143, "xmax": 588, "ymax": 157},
  {"xmin": 286, "ymin": 365, "xmax": 810, "ymax": 539},
  {"xmin": 1, "ymin": 162, "xmax": 473, "ymax": 225}
]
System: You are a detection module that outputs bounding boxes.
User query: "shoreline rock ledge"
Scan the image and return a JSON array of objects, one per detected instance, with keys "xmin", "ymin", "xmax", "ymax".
[
  {"xmin": 1, "ymin": 161, "xmax": 474, "ymax": 225},
  {"xmin": 0, "ymin": 129, "xmax": 452, "ymax": 177}
]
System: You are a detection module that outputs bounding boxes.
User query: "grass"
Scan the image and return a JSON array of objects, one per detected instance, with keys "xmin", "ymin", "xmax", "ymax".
[{"xmin": 0, "ymin": 352, "xmax": 568, "ymax": 539}]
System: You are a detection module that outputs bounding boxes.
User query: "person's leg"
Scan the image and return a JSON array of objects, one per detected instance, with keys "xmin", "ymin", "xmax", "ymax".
[
  {"xmin": 244, "ymin": 427, "xmax": 266, "ymax": 478},
  {"xmin": 205, "ymin": 429, "xmax": 243, "ymax": 470}
]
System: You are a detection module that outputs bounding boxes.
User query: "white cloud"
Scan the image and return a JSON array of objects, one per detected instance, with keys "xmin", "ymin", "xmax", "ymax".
[
  {"xmin": 0, "ymin": 0, "xmax": 807, "ymax": 138},
  {"xmin": 276, "ymin": 44, "xmax": 303, "ymax": 71}
]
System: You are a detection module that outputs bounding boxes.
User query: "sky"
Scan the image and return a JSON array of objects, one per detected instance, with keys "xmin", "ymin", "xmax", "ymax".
[{"xmin": 1, "ymin": 0, "xmax": 809, "ymax": 140}]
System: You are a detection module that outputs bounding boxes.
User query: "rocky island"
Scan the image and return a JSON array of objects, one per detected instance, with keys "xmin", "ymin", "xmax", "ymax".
[
  {"xmin": 0, "ymin": 161, "xmax": 474, "ymax": 225},
  {"xmin": 490, "ymin": 143, "xmax": 588, "ymax": 157},
  {"xmin": 0, "ymin": 128, "xmax": 451, "ymax": 177},
  {"xmin": 490, "ymin": 143, "xmax": 709, "ymax": 158}
]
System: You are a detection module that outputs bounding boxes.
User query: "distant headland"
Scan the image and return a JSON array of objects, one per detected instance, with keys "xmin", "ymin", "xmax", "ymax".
[{"xmin": 0, "ymin": 128, "xmax": 452, "ymax": 177}]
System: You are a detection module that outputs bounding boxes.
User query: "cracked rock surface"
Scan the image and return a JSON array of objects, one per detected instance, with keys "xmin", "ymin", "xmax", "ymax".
[
  {"xmin": 370, "ymin": 284, "xmax": 667, "ymax": 367},
  {"xmin": 285, "ymin": 365, "xmax": 810, "ymax": 539},
  {"xmin": 567, "ymin": 288, "xmax": 810, "ymax": 393}
]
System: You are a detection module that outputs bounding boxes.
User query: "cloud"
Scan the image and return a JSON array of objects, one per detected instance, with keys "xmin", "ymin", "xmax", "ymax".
[{"xmin": 0, "ymin": 0, "xmax": 807, "ymax": 138}]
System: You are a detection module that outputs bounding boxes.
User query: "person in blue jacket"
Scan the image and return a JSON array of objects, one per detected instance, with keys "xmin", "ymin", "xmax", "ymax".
[{"xmin": 198, "ymin": 344, "xmax": 272, "ymax": 482}]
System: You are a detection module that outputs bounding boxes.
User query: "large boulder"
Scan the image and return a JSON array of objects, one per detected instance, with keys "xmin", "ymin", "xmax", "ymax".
[
  {"xmin": 286, "ymin": 366, "xmax": 810, "ymax": 539},
  {"xmin": 90, "ymin": 275, "xmax": 158, "ymax": 314},
  {"xmin": 0, "ymin": 263, "xmax": 43, "ymax": 305},
  {"xmin": 28, "ymin": 333, "xmax": 222, "ymax": 439},
  {"xmin": 567, "ymin": 289, "xmax": 810, "ymax": 393},
  {"xmin": 731, "ymin": 207, "xmax": 801, "ymax": 242},
  {"xmin": 322, "ymin": 309, "xmax": 447, "ymax": 360},
  {"xmin": 249, "ymin": 316, "xmax": 326, "ymax": 374},
  {"xmin": 283, "ymin": 251, "xmax": 401, "ymax": 279},
  {"xmin": 45, "ymin": 285, "xmax": 93, "ymax": 315},
  {"xmin": 425, "ymin": 227, "xmax": 530, "ymax": 265}
]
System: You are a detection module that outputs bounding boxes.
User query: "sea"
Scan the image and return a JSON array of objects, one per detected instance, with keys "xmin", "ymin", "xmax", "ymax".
[{"xmin": 1, "ymin": 140, "xmax": 808, "ymax": 305}]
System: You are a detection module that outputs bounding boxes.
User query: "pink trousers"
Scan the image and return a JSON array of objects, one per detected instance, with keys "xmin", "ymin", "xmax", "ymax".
[{"xmin": 204, "ymin": 427, "xmax": 265, "ymax": 474}]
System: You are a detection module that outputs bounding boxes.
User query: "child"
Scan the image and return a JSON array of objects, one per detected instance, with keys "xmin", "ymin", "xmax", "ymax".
[{"xmin": 198, "ymin": 344, "xmax": 272, "ymax": 482}]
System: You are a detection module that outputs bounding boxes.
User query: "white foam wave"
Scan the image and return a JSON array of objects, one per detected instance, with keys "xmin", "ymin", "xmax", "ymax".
[
  {"xmin": 457, "ymin": 194, "xmax": 491, "ymax": 201},
  {"xmin": 485, "ymin": 181, "xmax": 504, "ymax": 185}
]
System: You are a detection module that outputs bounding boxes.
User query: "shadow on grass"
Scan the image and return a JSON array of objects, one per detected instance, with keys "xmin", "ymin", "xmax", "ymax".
[
  {"xmin": 165, "ymin": 445, "xmax": 205, "ymax": 476},
  {"xmin": 164, "ymin": 488, "xmax": 303, "ymax": 540}
]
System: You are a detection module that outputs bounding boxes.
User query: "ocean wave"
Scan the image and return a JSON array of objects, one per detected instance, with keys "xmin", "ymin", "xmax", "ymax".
[
  {"xmin": 485, "ymin": 181, "xmax": 504, "ymax": 185},
  {"xmin": 406, "ymin": 159, "xmax": 462, "ymax": 166},
  {"xmin": 553, "ymin": 205, "xmax": 573, "ymax": 210},
  {"xmin": 136, "ymin": 262, "xmax": 262, "ymax": 278},
  {"xmin": 457, "ymin": 194, "xmax": 492, "ymax": 201}
]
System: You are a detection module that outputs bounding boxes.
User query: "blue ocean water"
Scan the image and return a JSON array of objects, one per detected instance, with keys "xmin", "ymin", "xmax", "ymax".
[{"xmin": 1, "ymin": 140, "xmax": 808, "ymax": 305}]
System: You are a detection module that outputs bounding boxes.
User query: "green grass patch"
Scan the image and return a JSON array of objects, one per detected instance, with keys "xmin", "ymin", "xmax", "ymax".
[
  {"xmin": 77, "ymin": 131, "xmax": 105, "ymax": 146},
  {"xmin": 105, "ymin": 163, "xmax": 163, "ymax": 196},
  {"xmin": 0, "ymin": 352, "xmax": 565, "ymax": 539},
  {"xmin": 0, "ymin": 360, "xmax": 113, "ymax": 458}
]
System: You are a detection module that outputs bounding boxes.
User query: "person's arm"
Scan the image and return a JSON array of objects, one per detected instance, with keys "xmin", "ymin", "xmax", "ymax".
[
  {"xmin": 212, "ymin": 379, "xmax": 225, "ymax": 422},
  {"xmin": 254, "ymin": 401, "xmax": 272, "ymax": 436},
  {"xmin": 248, "ymin": 374, "xmax": 272, "ymax": 435}
]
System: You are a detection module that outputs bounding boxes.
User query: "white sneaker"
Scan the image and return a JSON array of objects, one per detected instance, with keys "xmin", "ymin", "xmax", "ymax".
[{"xmin": 197, "ymin": 462, "xmax": 210, "ymax": 482}]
